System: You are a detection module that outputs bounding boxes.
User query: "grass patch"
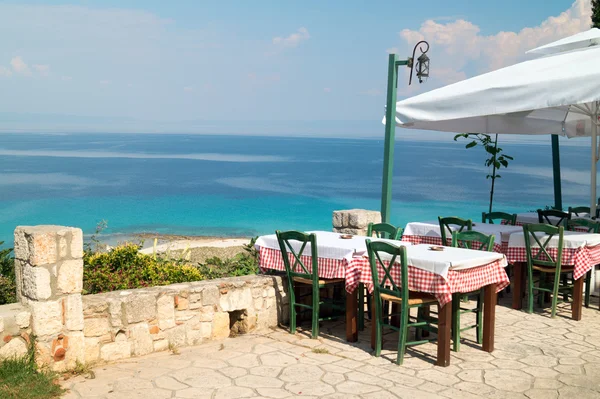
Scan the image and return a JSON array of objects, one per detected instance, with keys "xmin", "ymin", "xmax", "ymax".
[
  {"xmin": 311, "ymin": 347, "xmax": 330, "ymax": 354},
  {"xmin": 0, "ymin": 341, "xmax": 64, "ymax": 399}
]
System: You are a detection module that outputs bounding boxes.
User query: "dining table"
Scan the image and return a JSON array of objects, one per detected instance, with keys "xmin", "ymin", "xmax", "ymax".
[
  {"xmin": 507, "ymin": 230, "xmax": 600, "ymax": 320},
  {"xmin": 255, "ymin": 230, "xmax": 510, "ymax": 367},
  {"xmin": 513, "ymin": 212, "xmax": 591, "ymax": 226}
]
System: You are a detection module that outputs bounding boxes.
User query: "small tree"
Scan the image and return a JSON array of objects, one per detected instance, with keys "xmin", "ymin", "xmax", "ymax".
[
  {"xmin": 454, "ymin": 133, "xmax": 513, "ymax": 214},
  {"xmin": 593, "ymin": 0, "xmax": 600, "ymax": 28}
]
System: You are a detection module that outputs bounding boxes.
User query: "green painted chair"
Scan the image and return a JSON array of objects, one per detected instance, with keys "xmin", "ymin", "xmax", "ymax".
[
  {"xmin": 567, "ymin": 219, "xmax": 600, "ymax": 309},
  {"xmin": 358, "ymin": 223, "xmax": 404, "ymax": 330},
  {"xmin": 537, "ymin": 209, "xmax": 570, "ymax": 227},
  {"xmin": 366, "ymin": 239, "xmax": 438, "ymax": 365},
  {"xmin": 367, "ymin": 222, "xmax": 403, "ymax": 240},
  {"xmin": 276, "ymin": 230, "xmax": 345, "ymax": 338},
  {"xmin": 568, "ymin": 206, "xmax": 591, "ymax": 219},
  {"xmin": 450, "ymin": 230, "xmax": 495, "ymax": 352},
  {"xmin": 481, "ymin": 212, "xmax": 517, "ymax": 226},
  {"xmin": 438, "ymin": 217, "xmax": 472, "ymax": 246},
  {"xmin": 523, "ymin": 224, "xmax": 574, "ymax": 318}
]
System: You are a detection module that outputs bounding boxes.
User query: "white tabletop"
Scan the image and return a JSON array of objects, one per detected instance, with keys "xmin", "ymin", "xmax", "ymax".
[
  {"xmin": 508, "ymin": 230, "xmax": 600, "ymax": 249},
  {"xmin": 404, "ymin": 221, "xmax": 522, "ymax": 243},
  {"xmin": 254, "ymin": 231, "xmax": 412, "ymax": 262},
  {"xmin": 403, "ymin": 244, "xmax": 506, "ymax": 279},
  {"xmin": 516, "ymin": 212, "xmax": 591, "ymax": 225}
]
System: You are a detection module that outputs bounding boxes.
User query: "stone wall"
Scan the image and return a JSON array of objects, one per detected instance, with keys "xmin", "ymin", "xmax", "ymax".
[
  {"xmin": 332, "ymin": 209, "xmax": 381, "ymax": 236},
  {"xmin": 12, "ymin": 225, "xmax": 287, "ymax": 371}
]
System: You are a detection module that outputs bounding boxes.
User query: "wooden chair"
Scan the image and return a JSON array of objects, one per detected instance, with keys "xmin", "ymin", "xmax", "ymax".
[
  {"xmin": 567, "ymin": 219, "xmax": 600, "ymax": 309},
  {"xmin": 568, "ymin": 206, "xmax": 591, "ymax": 219},
  {"xmin": 537, "ymin": 209, "xmax": 570, "ymax": 227},
  {"xmin": 450, "ymin": 230, "xmax": 495, "ymax": 351},
  {"xmin": 367, "ymin": 222, "xmax": 403, "ymax": 240},
  {"xmin": 276, "ymin": 230, "xmax": 345, "ymax": 338},
  {"xmin": 523, "ymin": 224, "xmax": 574, "ymax": 318},
  {"xmin": 366, "ymin": 239, "xmax": 438, "ymax": 365},
  {"xmin": 482, "ymin": 212, "xmax": 517, "ymax": 226},
  {"xmin": 438, "ymin": 217, "xmax": 472, "ymax": 246}
]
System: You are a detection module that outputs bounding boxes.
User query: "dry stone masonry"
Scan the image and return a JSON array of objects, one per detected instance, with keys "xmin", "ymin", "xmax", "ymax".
[
  {"xmin": 332, "ymin": 209, "xmax": 382, "ymax": 236},
  {"xmin": 10, "ymin": 225, "xmax": 288, "ymax": 371}
]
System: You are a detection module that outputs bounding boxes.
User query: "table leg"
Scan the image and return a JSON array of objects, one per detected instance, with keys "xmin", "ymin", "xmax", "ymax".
[
  {"xmin": 371, "ymin": 295, "xmax": 376, "ymax": 350},
  {"xmin": 512, "ymin": 262, "xmax": 525, "ymax": 310},
  {"xmin": 483, "ymin": 283, "xmax": 497, "ymax": 353},
  {"xmin": 346, "ymin": 289, "xmax": 358, "ymax": 342},
  {"xmin": 436, "ymin": 302, "xmax": 451, "ymax": 367},
  {"xmin": 572, "ymin": 277, "xmax": 584, "ymax": 321},
  {"xmin": 391, "ymin": 303, "xmax": 400, "ymax": 328}
]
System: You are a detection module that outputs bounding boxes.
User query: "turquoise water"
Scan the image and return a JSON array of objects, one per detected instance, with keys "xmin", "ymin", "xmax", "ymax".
[{"xmin": 0, "ymin": 133, "xmax": 593, "ymax": 243}]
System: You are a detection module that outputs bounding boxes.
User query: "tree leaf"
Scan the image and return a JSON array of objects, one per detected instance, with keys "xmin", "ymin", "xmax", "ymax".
[{"xmin": 466, "ymin": 141, "xmax": 477, "ymax": 148}]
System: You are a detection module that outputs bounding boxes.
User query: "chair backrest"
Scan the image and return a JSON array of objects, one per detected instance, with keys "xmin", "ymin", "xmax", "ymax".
[
  {"xmin": 481, "ymin": 211, "xmax": 517, "ymax": 226},
  {"xmin": 366, "ymin": 239, "xmax": 409, "ymax": 303},
  {"xmin": 523, "ymin": 223, "xmax": 564, "ymax": 269},
  {"xmin": 275, "ymin": 230, "xmax": 318, "ymax": 282},
  {"xmin": 568, "ymin": 206, "xmax": 591, "ymax": 219},
  {"xmin": 438, "ymin": 216, "xmax": 472, "ymax": 246},
  {"xmin": 451, "ymin": 230, "xmax": 495, "ymax": 252},
  {"xmin": 367, "ymin": 222, "xmax": 403, "ymax": 240},
  {"xmin": 567, "ymin": 218, "xmax": 600, "ymax": 233},
  {"xmin": 537, "ymin": 209, "xmax": 570, "ymax": 227}
]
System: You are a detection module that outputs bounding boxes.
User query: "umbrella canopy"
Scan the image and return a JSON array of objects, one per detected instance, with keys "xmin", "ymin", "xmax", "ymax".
[
  {"xmin": 388, "ymin": 35, "xmax": 600, "ymax": 212},
  {"xmin": 527, "ymin": 28, "xmax": 600, "ymax": 56}
]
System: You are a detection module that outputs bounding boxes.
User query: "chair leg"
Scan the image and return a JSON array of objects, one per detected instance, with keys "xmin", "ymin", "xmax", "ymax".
[
  {"xmin": 562, "ymin": 274, "xmax": 569, "ymax": 302},
  {"xmin": 366, "ymin": 292, "xmax": 372, "ymax": 320},
  {"xmin": 415, "ymin": 307, "xmax": 423, "ymax": 341},
  {"xmin": 527, "ymin": 266, "xmax": 534, "ymax": 314},
  {"xmin": 288, "ymin": 282, "xmax": 297, "ymax": 334},
  {"xmin": 538, "ymin": 273, "xmax": 545, "ymax": 308},
  {"xmin": 358, "ymin": 284, "xmax": 365, "ymax": 331},
  {"xmin": 311, "ymin": 285, "xmax": 319, "ymax": 339},
  {"xmin": 397, "ymin": 304, "xmax": 408, "ymax": 365},
  {"xmin": 373, "ymin": 295, "xmax": 382, "ymax": 357},
  {"xmin": 476, "ymin": 290, "xmax": 484, "ymax": 345},
  {"xmin": 451, "ymin": 293, "xmax": 460, "ymax": 352},
  {"xmin": 585, "ymin": 271, "xmax": 591, "ymax": 308},
  {"xmin": 551, "ymin": 272, "xmax": 561, "ymax": 319}
]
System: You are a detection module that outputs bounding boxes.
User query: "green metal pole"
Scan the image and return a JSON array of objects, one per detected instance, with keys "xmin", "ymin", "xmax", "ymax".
[
  {"xmin": 381, "ymin": 54, "xmax": 407, "ymax": 223},
  {"xmin": 551, "ymin": 135, "xmax": 563, "ymax": 210}
]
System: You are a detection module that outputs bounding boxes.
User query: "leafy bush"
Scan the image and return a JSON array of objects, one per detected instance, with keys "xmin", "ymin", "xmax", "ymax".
[
  {"xmin": 0, "ymin": 241, "xmax": 17, "ymax": 305},
  {"xmin": 195, "ymin": 238, "xmax": 259, "ymax": 279},
  {"xmin": 83, "ymin": 243, "xmax": 203, "ymax": 294}
]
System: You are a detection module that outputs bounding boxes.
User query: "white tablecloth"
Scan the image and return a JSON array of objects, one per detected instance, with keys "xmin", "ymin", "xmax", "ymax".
[
  {"xmin": 254, "ymin": 231, "xmax": 411, "ymax": 263},
  {"xmin": 516, "ymin": 212, "xmax": 591, "ymax": 225},
  {"xmin": 404, "ymin": 244, "xmax": 506, "ymax": 279},
  {"xmin": 508, "ymin": 230, "xmax": 600, "ymax": 249},
  {"xmin": 404, "ymin": 221, "xmax": 522, "ymax": 244}
]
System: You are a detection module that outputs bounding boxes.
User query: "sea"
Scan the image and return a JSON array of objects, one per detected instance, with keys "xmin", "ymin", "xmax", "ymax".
[{"xmin": 0, "ymin": 132, "xmax": 596, "ymax": 245}]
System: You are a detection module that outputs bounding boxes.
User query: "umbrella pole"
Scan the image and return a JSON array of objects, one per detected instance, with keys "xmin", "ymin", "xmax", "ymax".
[
  {"xmin": 488, "ymin": 134, "xmax": 499, "ymax": 214},
  {"xmin": 592, "ymin": 112, "xmax": 598, "ymax": 216},
  {"xmin": 551, "ymin": 135, "xmax": 563, "ymax": 210},
  {"xmin": 381, "ymin": 54, "xmax": 400, "ymax": 223}
]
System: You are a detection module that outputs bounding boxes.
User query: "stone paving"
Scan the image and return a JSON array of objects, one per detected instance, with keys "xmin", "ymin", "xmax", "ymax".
[{"xmin": 61, "ymin": 296, "xmax": 600, "ymax": 398}]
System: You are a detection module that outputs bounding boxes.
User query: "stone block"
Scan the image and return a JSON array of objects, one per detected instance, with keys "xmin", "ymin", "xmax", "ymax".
[
  {"xmin": 84, "ymin": 337, "xmax": 100, "ymax": 362},
  {"xmin": 212, "ymin": 312, "xmax": 230, "ymax": 340},
  {"xmin": 157, "ymin": 295, "xmax": 175, "ymax": 330},
  {"xmin": 153, "ymin": 339, "xmax": 169, "ymax": 352},
  {"xmin": 175, "ymin": 311, "xmax": 195, "ymax": 322},
  {"xmin": 175, "ymin": 295, "xmax": 189, "ymax": 310},
  {"xmin": 124, "ymin": 294, "xmax": 156, "ymax": 324},
  {"xmin": 83, "ymin": 317, "xmax": 111, "ymax": 337},
  {"xmin": 332, "ymin": 211, "xmax": 346, "ymax": 228},
  {"xmin": 202, "ymin": 286, "xmax": 219, "ymax": 306},
  {"xmin": 21, "ymin": 263, "xmax": 52, "ymax": 301},
  {"xmin": 220, "ymin": 288, "xmax": 252, "ymax": 312},
  {"xmin": 0, "ymin": 316, "xmax": 3, "ymax": 333},
  {"xmin": 14, "ymin": 259, "xmax": 22, "ymax": 300},
  {"xmin": 13, "ymin": 228, "xmax": 29, "ymax": 261},
  {"xmin": 0, "ymin": 337, "xmax": 27, "ymax": 359},
  {"xmin": 198, "ymin": 306, "xmax": 214, "ymax": 322},
  {"xmin": 15, "ymin": 226, "xmax": 62, "ymax": 265},
  {"xmin": 130, "ymin": 323, "xmax": 153, "ymax": 356},
  {"xmin": 30, "ymin": 300, "xmax": 62, "ymax": 336},
  {"xmin": 70, "ymin": 229, "xmax": 83, "ymax": 259},
  {"xmin": 346, "ymin": 209, "xmax": 381, "ymax": 229},
  {"xmin": 57, "ymin": 260, "xmax": 83, "ymax": 294},
  {"xmin": 165, "ymin": 325, "xmax": 186, "ymax": 347},
  {"xmin": 100, "ymin": 340, "xmax": 131, "ymax": 361},
  {"xmin": 107, "ymin": 298, "xmax": 123, "ymax": 328},
  {"xmin": 64, "ymin": 295, "xmax": 84, "ymax": 331},
  {"xmin": 63, "ymin": 331, "xmax": 85, "ymax": 368}
]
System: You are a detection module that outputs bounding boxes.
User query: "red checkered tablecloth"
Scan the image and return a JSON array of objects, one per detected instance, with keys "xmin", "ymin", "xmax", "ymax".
[
  {"xmin": 588, "ymin": 244, "xmax": 600, "ymax": 265},
  {"xmin": 402, "ymin": 235, "xmax": 505, "ymax": 254},
  {"xmin": 505, "ymin": 246, "xmax": 592, "ymax": 280},
  {"xmin": 258, "ymin": 247, "xmax": 509, "ymax": 307}
]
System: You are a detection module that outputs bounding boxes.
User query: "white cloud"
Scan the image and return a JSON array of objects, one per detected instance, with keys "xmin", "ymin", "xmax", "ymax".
[
  {"xmin": 323, "ymin": 87, "xmax": 332, "ymax": 93},
  {"xmin": 10, "ymin": 56, "xmax": 31, "ymax": 75},
  {"xmin": 99, "ymin": 79, "xmax": 111, "ymax": 85},
  {"xmin": 33, "ymin": 64, "xmax": 50, "ymax": 76},
  {"xmin": 273, "ymin": 27, "xmax": 310, "ymax": 48},
  {"xmin": 183, "ymin": 86, "xmax": 193, "ymax": 92},
  {"xmin": 0, "ymin": 66, "xmax": 11, "ymax": 77},
  {"xmin": 395, "ymin": 0, "xmax": 592, "ymax": 87}
]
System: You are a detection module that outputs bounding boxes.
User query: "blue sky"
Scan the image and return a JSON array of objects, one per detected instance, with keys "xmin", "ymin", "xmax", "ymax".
[{"xmin": 0, "ymin": 0, "xmax": 592, "ymax": 137}]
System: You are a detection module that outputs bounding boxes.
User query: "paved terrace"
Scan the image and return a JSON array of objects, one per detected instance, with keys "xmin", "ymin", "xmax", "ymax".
[{"xmin": 62, "ymin": 297, "xmax": 600, "ymax": 399}]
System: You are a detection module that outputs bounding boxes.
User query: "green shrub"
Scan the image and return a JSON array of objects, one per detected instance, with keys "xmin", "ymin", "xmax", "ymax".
[
  {"xmin": 83, "ymin": 243, "xmax": 203, "ymax": 294},
  {"xmin": 0, "ymin": 242, "xmax": 16, "ymax": 305},
  {"xmin": 196, "ymin": 238, "xmax": 259, "ymax": 279}
]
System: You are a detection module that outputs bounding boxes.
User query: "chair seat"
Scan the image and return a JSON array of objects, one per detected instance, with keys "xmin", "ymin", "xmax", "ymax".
[
  {"xmin": 532, "ymin": 265, "xmax": 575, "ymax": 273},
  {"xmin": 293, "ymin": 276, "xmax": 345, "ymax": 285},
  {"xmin": 380, "ymin": 291, "xmax": 437, "ymax": 305}
]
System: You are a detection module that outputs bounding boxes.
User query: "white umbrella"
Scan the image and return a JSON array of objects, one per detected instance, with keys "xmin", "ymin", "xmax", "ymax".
[
  {"xmin": 527, "ymin": 28, "xmax": 600, "ymax": 56},
  {"xmin": 389, "ymin": 35, "xmax": 600, "ymax": 213}
]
